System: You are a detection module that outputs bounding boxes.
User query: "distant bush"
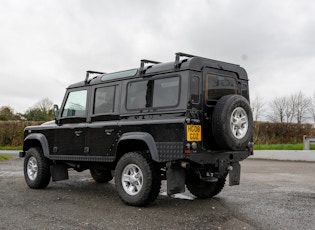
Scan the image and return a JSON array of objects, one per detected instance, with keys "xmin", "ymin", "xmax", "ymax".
[
  {"xmin": 0, "ymin": 121, "xmax": 42, "ymax": 146},
  {"xmin": 254, "ymin": 122, "xmax": 315, "ymax": 144},
  {"xmin": 1, "ymin": 120, "xmax": 315, "ymax": 147}
]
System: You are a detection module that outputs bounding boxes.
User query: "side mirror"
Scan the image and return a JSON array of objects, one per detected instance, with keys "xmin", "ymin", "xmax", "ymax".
[{"xmin": 53, "ymin": 105, "xmax": 60, "ymax": 124}]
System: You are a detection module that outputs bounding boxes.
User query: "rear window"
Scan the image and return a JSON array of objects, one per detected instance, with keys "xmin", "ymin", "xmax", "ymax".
[
  {"xmin": 126, "ymin": 76, "xmax": 180, "ymax": 110},
  {"xmin": 205, "ymin": 74, "xmax": 236, "ymax": 104}
]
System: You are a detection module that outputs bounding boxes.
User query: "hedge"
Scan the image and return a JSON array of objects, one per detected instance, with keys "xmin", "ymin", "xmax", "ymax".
[
  {"xmin": 0, "ymin": 121, "xmax": 43, "ymax": 146},
  {"xmin": 254, "ymin": 122, "xmax": 315, "ymax": 145},
  {"xmin": 1, "ymin": 120, "xmax": 315, "ymax": 147}
]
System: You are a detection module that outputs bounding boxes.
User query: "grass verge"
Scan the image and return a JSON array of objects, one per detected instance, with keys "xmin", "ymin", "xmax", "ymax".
[
  {"xmin": 255, "ymin": 143, "xmax": 315, "ymax": 150},
  {"xmin": 0, "ymin": 154, "xmax": 10, "ymax": 161},
  {"xmin": 0, "ymin": 146, "xmax": 22, "ymax": 150}
]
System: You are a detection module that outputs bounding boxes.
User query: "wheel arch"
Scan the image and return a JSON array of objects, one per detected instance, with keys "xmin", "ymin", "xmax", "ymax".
[
  {"xmin": 23, "ymin": 133, "xmax": 50, "ymax": 158},
  {"xmin": 116, "ymin": 132, "xmax": 159, "ymax": 162}
]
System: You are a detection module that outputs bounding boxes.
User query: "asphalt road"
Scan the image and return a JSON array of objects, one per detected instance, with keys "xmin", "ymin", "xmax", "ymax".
[{"xmin": 0, "ymin": 155, "xmax": 314, "ymax": 230}]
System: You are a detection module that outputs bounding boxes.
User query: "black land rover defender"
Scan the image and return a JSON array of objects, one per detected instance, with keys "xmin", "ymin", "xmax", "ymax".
[{"xmin": 20, "ymin": 52, "xmax": 253, "ymax": 206}]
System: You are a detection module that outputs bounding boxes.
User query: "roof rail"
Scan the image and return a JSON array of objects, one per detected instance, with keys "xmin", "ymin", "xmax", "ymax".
[
  {"xmin": 174, "ymin": 52, "xmax": 195, "ymax": 69},
  {"xmin": 140, "ymin": 59, "xmax": 161, "ymax": 75},
  {"xmin": 85, "ymin": 70, "xmax": 105, "ymax": 84}
]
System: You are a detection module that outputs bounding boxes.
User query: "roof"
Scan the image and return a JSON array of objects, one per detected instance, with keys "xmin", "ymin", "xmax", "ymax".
[{"xmin": 67, "ymin": 52, "xmax": 248, "ymax": 89}]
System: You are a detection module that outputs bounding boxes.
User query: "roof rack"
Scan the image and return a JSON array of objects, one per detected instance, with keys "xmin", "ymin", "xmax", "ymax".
[
  {"xmin": 174, "ymin": 52, "xmax": 195, "ymax": 69},
  {"xmin": 140, "ymin": 59, "xmax": 161, "ymax": 75},
  {"xmin": 85, "ymin": 70, "xmax": 105, "ymax": 84}
]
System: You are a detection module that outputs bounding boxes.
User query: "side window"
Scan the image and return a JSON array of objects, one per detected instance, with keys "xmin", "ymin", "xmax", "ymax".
[
  {"xmin": 190, "ymin": 76, "xmax": 200, "ymax": 104},
  {"xmin": 153, "ymin": 77, "xmax": 179, "ymax": 107},
  {"xmin": 126, "ymin": 80, "xmax": 148, "ymax": 110},
  {"xmin": 62, "ymin": 90, "xmax": 87, "ymax": 117},
  {"xmin": 126, "ymin": 76, "xmax": 180, "ymax": 110},
  {"xmin": 93, "ymin": 86, "xmax": 115, "ymax": 114}
]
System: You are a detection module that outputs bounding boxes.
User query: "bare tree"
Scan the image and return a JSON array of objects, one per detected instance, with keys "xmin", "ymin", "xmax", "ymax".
[
  {"xmin": 309, "ymin": 92, "xmax": 315, "ymax": 124},
  {"xmin": 34, "ymin": 98, "xmax": 54, "ymax": 113},
  {"xmin": 268, "ymin": 96, "xmax": 287, "ymax": 122},
  {"xmin": 251, "ymin": 96, "xmax": 265, "ymax": 121},
  {"xmin": 286, "ymin": 93, "xmax": 298, "ymax": 123},
  {"xmin": 294, "ymin": 91, "xmax": 311, "ymax": 123}
]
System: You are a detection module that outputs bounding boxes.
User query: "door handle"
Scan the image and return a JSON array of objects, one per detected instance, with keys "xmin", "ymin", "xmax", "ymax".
[
  {"xmin": 105, "ymin": 129, "xmax": 114, "ymax": 136},
  {"xmin": 74, "ymin": 130, "xmax": 83, "ymax": 137}
]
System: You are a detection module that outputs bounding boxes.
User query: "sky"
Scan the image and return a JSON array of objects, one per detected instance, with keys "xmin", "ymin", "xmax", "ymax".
[{"xmin": 1, "ymin": 0, "xmax": 315, "ymax": 114}]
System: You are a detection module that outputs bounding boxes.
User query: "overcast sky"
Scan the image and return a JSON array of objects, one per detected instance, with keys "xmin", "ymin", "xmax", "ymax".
[{"xmin": 1, "ymin": 0, "xmax": 315, "ymax": 113}]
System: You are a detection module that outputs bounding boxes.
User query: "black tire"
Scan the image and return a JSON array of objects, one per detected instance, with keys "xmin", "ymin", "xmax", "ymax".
[
  {"xmin": 24, "ymin": 147, "xmax": 51, "ymax": 189},
  {"xmin": 186, "ymin": 176, "xmax": 226, "ymax": 198},
  {"xmin": 90, "ymin": 169, "xmax": 113, "ymax": 183},
  {"xmin": 212, "ymin": 95, "xmax": 253, "ymax": 150},
  {"xmin": 115, "ymin": 152, "xmax": 161, "ymax": 207}
]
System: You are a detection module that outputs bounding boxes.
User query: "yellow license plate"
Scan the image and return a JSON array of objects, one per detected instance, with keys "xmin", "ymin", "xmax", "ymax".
[{"xmin": 186, "ymin": 125, "xmax": 202, "ymax": 141}]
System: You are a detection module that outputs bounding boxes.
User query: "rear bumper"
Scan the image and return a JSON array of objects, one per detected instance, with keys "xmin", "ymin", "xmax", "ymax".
[{"xmin": 187, "ymin": 150, "xmax": 252, "ymax": 165}]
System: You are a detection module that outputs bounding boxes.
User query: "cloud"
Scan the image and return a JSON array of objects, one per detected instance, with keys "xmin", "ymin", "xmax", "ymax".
[{"xmin": 1, "ymin": 0, "xmax": 315, "ymax": 113}]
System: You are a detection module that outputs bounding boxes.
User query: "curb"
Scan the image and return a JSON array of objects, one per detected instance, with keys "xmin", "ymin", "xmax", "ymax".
[
  {"xmin": 250, "ymin": 150, "xmax": 315, "ymax": 162},
  {"xmin": 0, "ymin": 150, "xmax": 20, "ymax": 156}
]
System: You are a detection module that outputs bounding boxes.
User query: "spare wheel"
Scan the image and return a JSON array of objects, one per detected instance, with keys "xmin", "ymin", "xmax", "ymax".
[{"xmin": 212, "ymin": 95, "xmax": 253, "ymax": 150}]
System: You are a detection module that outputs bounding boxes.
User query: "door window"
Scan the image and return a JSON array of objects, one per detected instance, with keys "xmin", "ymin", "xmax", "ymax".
[
  {"xmin": 62, "ymin": 90, "xmax": 87, "ymax": 117},
  {"xmin": 93, "ymin": 86, "xmax": 116, "ymax": 114}
]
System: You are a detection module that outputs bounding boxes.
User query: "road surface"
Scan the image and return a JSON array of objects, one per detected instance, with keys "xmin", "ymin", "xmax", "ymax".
[{"xmin": 0, "ymin": 155, "xmax": 314, "ymax": 229}]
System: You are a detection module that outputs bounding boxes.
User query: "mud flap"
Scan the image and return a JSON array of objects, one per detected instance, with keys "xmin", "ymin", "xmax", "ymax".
[
  {"xmin": 229, "ymin": 162, "xmax": 240, "ymax": 186},
  {"xmin": 50, "ymin": 164, "xmax": 69, "ymax": 181},
  {"xmin": 166, "ymin": 163, "xmax": 185, "ymax": 196}
]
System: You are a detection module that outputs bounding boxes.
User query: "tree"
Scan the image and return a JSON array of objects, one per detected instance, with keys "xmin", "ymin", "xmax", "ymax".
[
  {"xmin": 24, "ymin": 98, "xmax": 54, "ymax": 121},
  {"xmin": 0, "ymin": 106, "xmax": 21, "ymax": 120},
  {"xmin": 34, "ymin": 98, "xmax": 54, "ymax": 114},
  {"xmin": 267, "ymin": 91, "xmax": 312, "ymax": 124},
  {"xmin": 294, "ymin": 91, "xmax": 311, "ymax": 124},
  {"xmin": 268, "ymin": 97, "xmax": 287, "ymax": 122},
  {"xmin": 251, "ymin": 96, "xmax": 265, "ymax": 121},
  {"xmin": 309, "ymin": 92, "xmax": 315, "ymax": 124}
]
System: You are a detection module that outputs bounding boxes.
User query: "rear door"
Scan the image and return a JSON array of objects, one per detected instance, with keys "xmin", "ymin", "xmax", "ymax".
[
  {"xmin": 86, "ymin": 83, "xmax": 120, "ymax": 157},
  {"xmin": 203, "ymin": 68, "xmax": 238, "ymax": 107},
  {"xmin": 202, "ymin": 68, "xmax": 238, "ymax": 149}
]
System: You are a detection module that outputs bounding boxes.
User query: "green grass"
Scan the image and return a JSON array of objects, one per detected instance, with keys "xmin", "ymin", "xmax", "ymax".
[
  {"xmin": 0, "ymin": 146, "xmax": 22, "ymax": 150},
  {"xmin": 0, "ymin": 154, "xmax": 10, "ymax": 161},
  {"xmin": 255, "ymin": 143, "xmax": 315, "ymax": 150}
]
